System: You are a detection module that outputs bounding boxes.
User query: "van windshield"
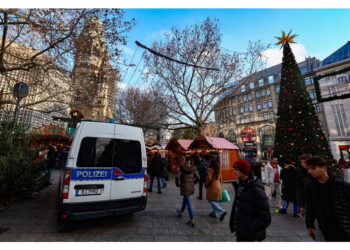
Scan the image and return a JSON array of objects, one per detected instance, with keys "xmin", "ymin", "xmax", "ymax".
[{"xmin": 77, "ymin": 137, "xmax": 142, "ymax": 173}]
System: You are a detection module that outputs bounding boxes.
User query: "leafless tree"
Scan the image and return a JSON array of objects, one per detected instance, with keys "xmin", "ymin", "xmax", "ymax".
[
  {"xmin": 116, "ymin": 86, "xmax": 171, "ymax": 132},
  {"xmin": 0, "ymin": 8, "xmax": 135, "ymax": 112},
  {"xmin": 144, "ymin": 18, "xmax": 269, "ymax": 135}
]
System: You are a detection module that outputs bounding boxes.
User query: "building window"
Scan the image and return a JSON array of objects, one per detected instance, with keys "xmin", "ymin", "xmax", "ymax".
[
  {"xmin": 256, "ymin": 91, "xmax": 260, "ymax": 98},
  {"xmin": 268, "ymin": 75, "xmax": 274, "ymax": 84},
  {"xmin": 257, "ymin": 102, "xmax": 262, "ymax": 111},
  {"xmin": 261, "ymin": 90, "xmax": 266, "ymax": 96},
  {"xmin": 227, "ymin": 130, "xmax": 237, "ymax": 143},
  {"xmin": 232, "ymin": 108, "xmax": 237, "ymax": 115},
  {"xmin": 260, "ymin": 125, "xmax": 276, "ymax": 155},
  {"xmin": 244, "ymin": 105, "xmax": 249, "ymax": 112},
  {"xmin": 328, "ymin": 86, "xmax": 337, "ymax": 97},
  {"xmin": 258, "ymin": 113, "xmax": 264, "ymax": 121},
  {"xmin": 267, "ymin": 99, "xmax": 273, "ymax": 108},
  {"xmin": 308, "ymin": 89, "xmax": 317, "ymax": 100},
  {"xmin": 262, "ymin": 100, "xmax": 267, "ymax": 109},
  {"xmin": 264, "ymin": 112, "xmax": 269, "ymax": 120},
  {"xmin": 313, "ymin": 104, "xmax": 320, "ymax": 113},
  {"xmin": 247, "ymin": 94, "xmax": 252, "ymax": 100},
  {"xmin": 241, "ymin": 84, "xmax": 246, "ymax": 93},
  {"xmin": 266, "ymin": 88, "xmax": 271, "ymax": 95},
  {"xmin": 276, "ymin": 85, "xmax": 280, "ymax": 94},
  {"xmin": 240, "ymin": 106, "xmax": 244, "ymax": 114},
  {"xmin": 249, "ymin": 82, "xmax": 255, "ymax": 89},
  {"xmin": 332, "ymin": 104, "xmax": 350, "ymax": 136},
  {"xmin": 304, "ymin": 76, "xmax": 314, "ymax": 85},
  {"xmin": 259, "ymin": 79, "xmax": 264, "ymax": 87},
  {"xmin": 249, "ymin": 104, "xmax": 253, "ymax": 112}
]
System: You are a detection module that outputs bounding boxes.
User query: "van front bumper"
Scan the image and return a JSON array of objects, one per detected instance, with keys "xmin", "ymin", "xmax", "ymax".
[{"xmin": 57, "ymin": 196, "xmax": 147, "ymax": 222}]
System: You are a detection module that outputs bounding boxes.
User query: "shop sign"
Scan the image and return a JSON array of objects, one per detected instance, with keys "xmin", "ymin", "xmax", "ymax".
[
  {"xmin": 240, "ymin": 128, "xmax": 256, "ymax": 142},
  {"xmin": 244, "ymin": 141, "xmax": 257, "ymax": 149}
]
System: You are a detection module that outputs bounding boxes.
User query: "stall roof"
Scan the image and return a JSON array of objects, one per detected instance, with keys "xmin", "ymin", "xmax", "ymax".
[
  {"xmin": 177, "ymin": 139, "xmax": 193, "ymax": 150},
  {"xmin": 189, "ymin": 136, "xmax": 239, "ymax": 150},
  {"xmin": 27, "ymin": 124, "xmax": 70, "ymax": 139},
  {"xmin": 166, "ymin": 138, "xmax": 193, "ymax": 151}
]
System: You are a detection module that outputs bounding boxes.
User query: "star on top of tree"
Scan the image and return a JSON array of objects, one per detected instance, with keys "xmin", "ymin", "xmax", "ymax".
[{"xmin": 275, "ymin": 30, "xmax": 298, "ymax": 48}]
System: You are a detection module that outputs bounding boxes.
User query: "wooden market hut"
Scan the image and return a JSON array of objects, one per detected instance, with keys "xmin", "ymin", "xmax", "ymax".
[
  {"xmin": 188, "ymin": 136, "xmax": 240, "ymax": 181},
  {"xmin": 165, "ymin": 138, "xmax": 193, "ymax": 173}
]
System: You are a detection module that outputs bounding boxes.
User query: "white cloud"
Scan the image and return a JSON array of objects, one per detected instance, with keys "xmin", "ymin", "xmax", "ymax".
[
  {"xmin": 117, "ymin": 82, "xmax": 128, "ymax": 90},
  {"xmin": 262, "ymin": 43, "xmax": 308, "ymax": 67},
  {"xmin": 123, "ymin": 46, "xmax": 134, "ymax": 56}
]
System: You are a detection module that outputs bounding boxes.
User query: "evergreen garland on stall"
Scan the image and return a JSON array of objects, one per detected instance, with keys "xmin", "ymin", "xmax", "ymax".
[{"xmin": 272, "ymin": 31, "xmax": 338, "ymax": 175}]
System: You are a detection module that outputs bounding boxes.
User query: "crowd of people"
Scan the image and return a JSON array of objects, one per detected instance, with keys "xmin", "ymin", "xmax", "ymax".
[
  {"xmin": 36, "ymin": 144, "xmax": 69, "ymax": 182},
  {"xmin": 147, "ymin": 151, "xmax": 350, "ymax": 242},
  {"xmin": 252, "ymin": 154, "xmax": 350, "ymax": 241}
]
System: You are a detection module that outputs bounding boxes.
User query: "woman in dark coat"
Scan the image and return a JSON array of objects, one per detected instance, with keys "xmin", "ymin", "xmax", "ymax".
[
  {"xmin": 175, "ymin": 156, "xmax": 199, "ymax": 227},
  {"xmin": 279, "ymin": 160, "xmax": 299, "ymax": 216}
]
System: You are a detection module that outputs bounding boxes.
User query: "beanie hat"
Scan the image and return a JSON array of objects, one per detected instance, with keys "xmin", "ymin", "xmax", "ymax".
[{"xmin": 233, "ymin": 160, "xmax": 251, "ymax": 176}]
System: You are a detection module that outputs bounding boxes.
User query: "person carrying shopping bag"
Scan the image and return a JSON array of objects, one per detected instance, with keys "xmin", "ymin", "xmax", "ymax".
[
  {"xmin": 175, "ymin": 156, "xmax": 199, "ymax": 227},
  {"xmin": 206, "ymin": 158, "xmax": 227, "ymax": 221}
]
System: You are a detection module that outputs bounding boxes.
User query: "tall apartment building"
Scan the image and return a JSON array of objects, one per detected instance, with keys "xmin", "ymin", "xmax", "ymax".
[
  {"xmin": 0, "ymin": 42, "xmax": 70, "ymax": 128},
  {"xmin": 214, "ymin": 57, "xmax": 324, "ymax": 160},
  {"xmin": 70, "ymin": 17, "xmax": 118, "ymax": 122},
  {"xmin": 314, "ymin": 41, "xmax": 350, "ymax": 161}
]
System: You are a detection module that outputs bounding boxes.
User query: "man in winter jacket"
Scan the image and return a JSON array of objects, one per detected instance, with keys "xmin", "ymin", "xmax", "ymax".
[
  {"xmin": 230, "ymin": 160, "xmax": 271, "ymax": 242},
  {"xmin": 148, "ymin": 152, "xmax": 163, "ymax": 194},
  {"xmin": 196, "ymin": 154, "xmax": 209, "ymax": 200},
  {"xmin": 305, "ymin": 156, "xmax": 350, "ymax": 241},
  {"xmin": 264, "ymin": 157, "xmax": 282, "ymax": 208}
]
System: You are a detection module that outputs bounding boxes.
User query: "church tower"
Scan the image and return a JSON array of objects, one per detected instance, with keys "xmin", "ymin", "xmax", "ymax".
[{"xmin": 70, "ymin": 17, "xmax": 117, "ymax": 122}]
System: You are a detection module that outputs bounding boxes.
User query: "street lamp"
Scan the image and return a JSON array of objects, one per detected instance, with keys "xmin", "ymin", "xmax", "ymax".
[{"xmin": 12, "ymin": 82, "xmax": 29, "ymax": 125}]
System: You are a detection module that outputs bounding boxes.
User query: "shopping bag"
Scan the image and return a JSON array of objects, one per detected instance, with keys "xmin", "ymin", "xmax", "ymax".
[{"xmin": 219, "ymin": 189, "xmax": 231, "ymax": 203}]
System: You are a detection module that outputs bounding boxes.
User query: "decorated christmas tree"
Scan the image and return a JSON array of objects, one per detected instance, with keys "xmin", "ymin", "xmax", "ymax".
[{"xmin": 273, "ymin": 31, "xmax": 336, "ymax": 172}]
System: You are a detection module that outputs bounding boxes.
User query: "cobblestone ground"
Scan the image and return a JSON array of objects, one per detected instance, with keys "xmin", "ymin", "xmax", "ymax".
[{"xmin": 0, "ymin": 171, "xmax": 312, "ymax": 242}]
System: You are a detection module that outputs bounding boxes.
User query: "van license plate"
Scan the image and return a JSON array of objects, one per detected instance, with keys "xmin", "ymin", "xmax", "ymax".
[{"xmin": 76, "ymin": 189, "xmax": 102, "ymax": 196}]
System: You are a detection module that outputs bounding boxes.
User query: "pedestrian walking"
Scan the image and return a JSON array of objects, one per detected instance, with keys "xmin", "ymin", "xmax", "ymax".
[
  {"xmin": 278, "ymin": 159, "xmax": 299, "ymax": 217},
  {"xmin": 175, "ymin": 156, "xmax": 199, "ymax": 227},
  {"xmin": 229, "ymin": 160, "xmax": 271, "ymax": 242},
  {"xmin": 195, "ymin": 154, "xmax": 209, "ymax": 200},
  {"xmin": 295, "ymin": 154, "xmax": 312, "ymax": 216},
  {"xmin": 161, "ymin": 154, "xmax": 168, "ymax": 188},
  {"xmin": 206, "ymin": 158, "xmax": 227, "ymax": 221},
  {"xmin": 148, "ymin": 152, "xmax": 163, "ymax": 194},
  {"xmin": 305, "ymin": 156, "xmax": 350, "ymax": 241},
  {"xmin": 264, "ymin": 157, "xmax": 282, "ymax": 208}
]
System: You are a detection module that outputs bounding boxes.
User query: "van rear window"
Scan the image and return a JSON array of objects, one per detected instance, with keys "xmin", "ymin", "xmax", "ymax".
[{"xmin": 77, "ymin": 137, "xmax": 142, "ymax": 173}]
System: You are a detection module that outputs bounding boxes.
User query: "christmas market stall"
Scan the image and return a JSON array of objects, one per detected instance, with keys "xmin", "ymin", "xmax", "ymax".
[
  {"xmin": 165, "ymin": 138, "xmax": 193, "ymax": 173},
  {"xmin": 27, "ymin": 124, "xmax": 71, "ymax": 149},
  {"xmin": 188, "ymin": 136, "xmax": 239, "ymax": 181}
]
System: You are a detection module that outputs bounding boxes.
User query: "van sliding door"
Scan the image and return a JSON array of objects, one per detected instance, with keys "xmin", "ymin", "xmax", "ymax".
[{"xmin": 110, "ymin": 139, "xmax": 144, "ymax": 201}]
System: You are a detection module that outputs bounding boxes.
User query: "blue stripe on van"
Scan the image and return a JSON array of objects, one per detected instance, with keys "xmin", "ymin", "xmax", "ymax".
[
  {"xmin": 70, "ymin": 168, "xmax": 145, "ymax": 181},
  {"xmin": 112, "ymin": 167, "xmax": 145, "ymax": 179}
]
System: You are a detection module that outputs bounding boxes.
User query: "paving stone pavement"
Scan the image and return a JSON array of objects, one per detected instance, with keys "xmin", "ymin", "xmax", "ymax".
[{"xmin": 0, "ymin": 170, "xmax": 312, "ymax": 242}]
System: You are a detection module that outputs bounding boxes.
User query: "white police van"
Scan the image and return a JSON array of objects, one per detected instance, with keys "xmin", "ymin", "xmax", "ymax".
[{"xmin": 57, "ymin": 121, "xmax": 148, "ymax": 222}]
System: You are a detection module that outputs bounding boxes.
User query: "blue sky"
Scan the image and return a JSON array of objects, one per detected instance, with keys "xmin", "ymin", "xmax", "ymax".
[{"xmin": 118, "ymin": 8, "xmax": 350, "ymax": 87}]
